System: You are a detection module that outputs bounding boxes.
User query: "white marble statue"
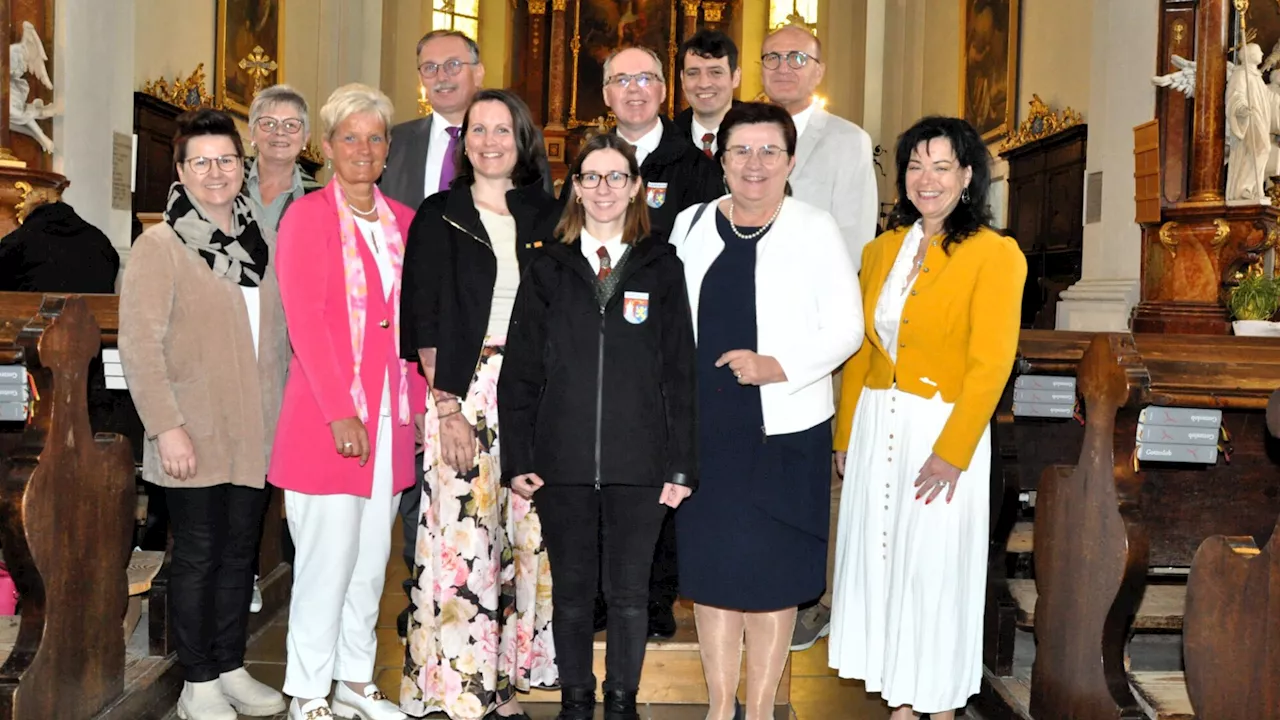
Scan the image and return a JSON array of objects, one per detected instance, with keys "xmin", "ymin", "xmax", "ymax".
[
  {"xmin": 1226, "ymin": 43, "xmax": 1275, "ymax": 204},
  {"xmin": 10, "ymin": 21, "xmax": 56, "ymax": 154}
]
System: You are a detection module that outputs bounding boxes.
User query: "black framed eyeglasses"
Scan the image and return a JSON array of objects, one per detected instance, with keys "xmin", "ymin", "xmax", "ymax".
[
  {"xmin": 605, "ymin": 72, "xmax": 662, "ymax": 89},
  {"xmin": 577, "ymin": 171, "xmax": 633, "ymax": 189},
  {"xmin": 418, "ymin": 59, "xmax": 478, "ymax": 78},
  {"xmin": 761, "ymin": 51, "xmax": 819, "ymax": 70},
  {"xmin": 254, "ymin": 117, "xmax": 305, "ymax": 134},
  {"xmin": 184, "ymin": 155, "xmax": 242, "ymax": 175}
]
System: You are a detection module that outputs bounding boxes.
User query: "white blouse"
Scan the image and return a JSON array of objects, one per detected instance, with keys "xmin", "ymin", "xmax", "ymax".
[
  {"xmin": 240, "ymin": 287, "xmax": 261, "ymax": 360},
  {"xmin": 479, "ymin": 206, "xmax": 520, "ymax": 338},
  {"xmin": 354, "ymin": 217, "xmax": 395, "ymax": 302},
  {"xmin": 875, "ymin": 221, "xmax": 925, "ymax": 365}
]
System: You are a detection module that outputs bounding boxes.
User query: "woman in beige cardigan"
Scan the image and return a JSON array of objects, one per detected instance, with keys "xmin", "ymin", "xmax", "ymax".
[{"xmin": 119, "ymin": 109, "xmax": 290, "ymax": 720}]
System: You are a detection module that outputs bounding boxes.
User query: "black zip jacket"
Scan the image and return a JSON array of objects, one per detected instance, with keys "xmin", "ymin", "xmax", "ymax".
[
  {"xmin": 400, "ymin": 181, "xmax": 560, "ymax": 396},
  {"xmin": 498, "ymin": 235, "xmax": 697, "ymax": 490},
  {"xmin": 629, "ymin": 117, "xmax": 724, "ymax": 237}
]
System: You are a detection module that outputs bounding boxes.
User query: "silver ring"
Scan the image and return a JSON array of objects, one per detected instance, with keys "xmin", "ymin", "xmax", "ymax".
[
  {"xmin": 735, "ymin": 371, "xmax": 742, "ymax": 378},
  {"xmin": 343, "ymin": 442, "xmax": 353, "ymax": 448}
]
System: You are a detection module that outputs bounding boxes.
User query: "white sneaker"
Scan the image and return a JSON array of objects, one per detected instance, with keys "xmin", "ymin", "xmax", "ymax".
[
  {"xmin": 332, "ymin": 682, "xmax": 406, "ymax": 720},
  {"xmin": 290, "ymin": 698, "xmax": 335, "ymax": 719},
  {"xmin": 219, "ymin": 666, "xmax": 286, "ymax": 715},
  {"xmin": 175, "ymin": 679, "xmax": 237, "ymax": 720},
  {"xmin": 250, "ymin": 575, "xmax": 263, "ymax": 613}
]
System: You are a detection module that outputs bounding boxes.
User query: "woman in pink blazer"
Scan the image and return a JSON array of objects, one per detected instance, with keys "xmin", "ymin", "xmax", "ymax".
[{"xmin": 269, "ymin": 83, "xmax": 426, "ymax": 720}]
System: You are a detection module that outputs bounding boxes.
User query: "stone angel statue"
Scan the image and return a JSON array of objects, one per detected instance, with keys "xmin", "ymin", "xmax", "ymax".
[
  {"xmin": 10, "ymin": 21, "xmax": 56, "ymax": 154},
  {"xmin": 1152, "ymin": 53, "xmax": 1201, "ymax": 97}
]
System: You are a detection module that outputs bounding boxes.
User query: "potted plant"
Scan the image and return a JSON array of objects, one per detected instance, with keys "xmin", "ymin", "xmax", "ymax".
[{"xmin": 1228, "ymin": 271, "xmax": 1280, "ymax": 336}]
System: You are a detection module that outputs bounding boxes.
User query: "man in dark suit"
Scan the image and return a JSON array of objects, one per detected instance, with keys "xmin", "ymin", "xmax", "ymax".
[
  {"xmin": 674, "ymin": 29, "xmax": 742, "ymax": 158},
  {"xmin": 600, "ymin": 46, "xmax": 721, "ymax": 239}
]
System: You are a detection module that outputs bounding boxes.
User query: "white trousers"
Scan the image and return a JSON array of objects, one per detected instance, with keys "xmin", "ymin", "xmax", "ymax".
[{"xmin": 283, "ymin": 413, "xmax": 399, "ymax": 700}]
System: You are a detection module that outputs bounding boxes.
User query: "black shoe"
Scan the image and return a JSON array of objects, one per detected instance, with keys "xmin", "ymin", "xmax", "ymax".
[
  {"xmin": 556, "ymin": 686, "xmax": 596, "ymax": 720},
  {"xmin": 603, "ymin": 689, "xmax": 639, "ymax": 720},
  {"xmin": 593, "ymin": 595, "xmax": 608, "ymax": 634},
  {"xmin": 647, "ymin": 601, "xmax": 676, "ymax": 639},
  {"xmin": 734, "ymin": 699, "xmax": 744, "ymax": 720},
  {"xmin": 397, "ymin": 605, "xmax": 410, "ymax": 639}
]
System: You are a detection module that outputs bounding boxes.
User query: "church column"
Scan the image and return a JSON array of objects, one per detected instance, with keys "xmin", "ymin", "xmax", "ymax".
[
  {"xmin": 1054, "ymin": 0, "xmax": 1158, "ymax": 331},
  {"xmin": 53, "ymin": 0, "xmax": 136, "ymax": 265},
  {"xmin": 1188, "ymin": 0, "xmax": 1228, "ymax": 202},
  {"xmin": 702, "ymin": 1, "xmax": 726, "ymax": 31},
  {"xmin": 543, "ymin": 0, "xmax": 569, "ymax": 180},
  {"xmin": 678, "ymin": 0, "xmax": 700, "ymax": 112},
  {"xmin": 525, "ymin": 0, "xmax": 548, "ymax": 122}
]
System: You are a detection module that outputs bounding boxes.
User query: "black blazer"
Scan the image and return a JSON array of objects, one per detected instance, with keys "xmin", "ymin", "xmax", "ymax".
[
  {"xmin": 498, "ymin": 235, "xmax": 697, "ymax": 490},
  {"xmin": 400, "ymin": 182, "xmax": 560, "ymax": 396}
]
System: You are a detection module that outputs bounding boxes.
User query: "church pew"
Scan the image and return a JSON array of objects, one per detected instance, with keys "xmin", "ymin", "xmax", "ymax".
[
  {"xmin": 985, "ymin": 330, "xmax": 1092, "ymax": 677},
  {"xmin": 0, "ymin": 296, "xmax": 134, "ymax": 719},
  {"xmin": 1028, "ymin": 332, "xmax": 1280, "ymax": 720}
]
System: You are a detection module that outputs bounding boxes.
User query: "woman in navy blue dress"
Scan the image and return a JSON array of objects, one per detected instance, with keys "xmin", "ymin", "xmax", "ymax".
[{"xmin": 670, "ymin": 103, "xmax": 863, "ymax": 720}]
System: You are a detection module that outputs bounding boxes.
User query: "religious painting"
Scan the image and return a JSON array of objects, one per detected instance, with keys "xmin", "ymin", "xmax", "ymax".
[
  {"xmin": 216, "ymin": 0, "xmax": 284, "ymax": 116},
  {"xmin": 960, "ymin": 0, "xmax": 1020, "ymax": 143},
  {"xmin": 568, "ymin": 0, "xmax": 678, "ymax": 128}
]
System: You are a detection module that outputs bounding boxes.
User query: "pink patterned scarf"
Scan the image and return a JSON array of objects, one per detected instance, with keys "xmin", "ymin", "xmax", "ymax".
[{"xmin": 332, "ymin": 181, "xmax": 411, "ymax": 425}]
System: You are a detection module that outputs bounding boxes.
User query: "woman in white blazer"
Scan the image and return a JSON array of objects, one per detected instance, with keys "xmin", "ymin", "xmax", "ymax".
[{"xmin": 670, "ymin": 102, "xmax": 863, "ymax": 720}]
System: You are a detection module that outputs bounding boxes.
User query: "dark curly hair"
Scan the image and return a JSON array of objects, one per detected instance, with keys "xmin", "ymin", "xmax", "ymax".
[{"xmin": 886, "ymin": 116, "xmax": 992, "ymax": 253}]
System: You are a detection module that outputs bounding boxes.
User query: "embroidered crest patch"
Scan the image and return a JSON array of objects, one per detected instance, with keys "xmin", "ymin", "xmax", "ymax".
[
  {"xmin": 646, "ymin": 182, "xmax": 668, "ymax": 208},
  {"xmin": 623, "ymin": 291, "xmax": 650, "ymax": 324}
]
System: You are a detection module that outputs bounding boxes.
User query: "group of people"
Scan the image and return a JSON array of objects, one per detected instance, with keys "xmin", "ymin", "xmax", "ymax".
[{"xmin": 115, "ymin": 20, "xmax": 1025, "ymax": 720}]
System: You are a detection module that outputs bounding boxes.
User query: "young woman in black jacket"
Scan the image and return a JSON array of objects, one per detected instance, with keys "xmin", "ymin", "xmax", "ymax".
[{"xmin": 498, "ymin": 133, "xmax": 698, "ymax": 720}]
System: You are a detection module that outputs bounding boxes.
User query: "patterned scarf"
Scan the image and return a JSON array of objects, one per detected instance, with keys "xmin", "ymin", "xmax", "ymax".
[
  {"xmin": 331, "ymin": 181, "xmax": 411, "ymax": 425},
  {"xmin": 163, "ymin": 183, "xmax": 268, "ymax": 287}
]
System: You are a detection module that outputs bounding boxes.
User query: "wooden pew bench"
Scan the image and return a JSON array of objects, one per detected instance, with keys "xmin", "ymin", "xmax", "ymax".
[{"xmin": 1024, "ymin": 332, "xmax": 1280, "ymax": 720}]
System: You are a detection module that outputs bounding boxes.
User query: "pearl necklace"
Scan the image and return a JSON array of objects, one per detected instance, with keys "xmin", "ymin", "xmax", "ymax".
[
  {"xmin": 347, "ymin": 201, "xmax": 377, "ymax": 218},
  {"xmin": 727, "ymin": 199, "xmax": 784, "ymax": 240}
]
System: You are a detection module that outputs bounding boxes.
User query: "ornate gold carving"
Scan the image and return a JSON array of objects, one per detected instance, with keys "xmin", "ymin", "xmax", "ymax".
[
  {"xmin": 669, "ymin": 2, "xmax": 678, "ymax": 112},
  {"xmin": 14, "ymin": 181, "xmax": 60, "ymax": 224},
  {"xmin": 568, "ymin": 0, "xmax": 581, "ymax": 124},
  {"xmin": 999, "ymin": 94, "xmax": 1084, "ymax": 152},
  {"xmin": 528, "ymin": 0, "xmax": 547, "ymax": 13},
  {"xmin": 0, "ymin": 148, "xmax": 26, "ymax": 169},
  {"xmin": 552, "ymin": 0, "xmax": 567, "ymax": 10},
  {"xmin": 238, "ymin": 46, "xmax": 279, "ymax": 97},
  {"xmin": 141, "ymin": 64, "xmax": 219, "ymax": 111},
  {"xmin": 1212, "ymin": 218, "xmax": 1231, "ymax": 248},
  {"xmin": 300, "ymin": 143, "xmax": 324, "ymax": 167},
  {"xmin": 703, "ymin": 1, "xmax": 725, "ymax": 22},
  {"xmin": 1172, "ymin": 20, "xmax": 1186, "ymax": 46},
  {"xmin": 1159, "ymin": 221, "xmax": 1180, "ymax": 258},
  {"xmin": 682, "ymin": 0, "xmax": 701, "ymax": 17}
]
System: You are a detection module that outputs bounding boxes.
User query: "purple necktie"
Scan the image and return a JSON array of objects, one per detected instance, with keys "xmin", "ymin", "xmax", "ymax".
[{"xmin": 438, "ymin": 126, "xmax": 461, "ymax": 192}]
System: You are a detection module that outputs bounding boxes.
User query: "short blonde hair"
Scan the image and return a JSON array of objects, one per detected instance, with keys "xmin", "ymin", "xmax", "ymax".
[{"xmin": 319, "ymin": 83, "xmax": 394, "ymax": 140}]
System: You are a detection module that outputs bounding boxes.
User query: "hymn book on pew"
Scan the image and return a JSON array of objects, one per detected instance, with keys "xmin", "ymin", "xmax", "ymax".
[
  {"xmin": 1135, "ymin": 406, "xmax": 1224, "ymax": 465},
  {"xmin": 1012, "ymin": 375, "xmax": 1077, "ymax": 418},
  {"xmin": 0, "ymin": 365, "xmax": 29, "ymax": 421}
]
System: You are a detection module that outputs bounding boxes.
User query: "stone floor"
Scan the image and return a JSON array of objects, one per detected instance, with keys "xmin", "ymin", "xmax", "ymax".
[{"xmin": 166, "ymin": 525, "xmax": 896, "ymax": 720}]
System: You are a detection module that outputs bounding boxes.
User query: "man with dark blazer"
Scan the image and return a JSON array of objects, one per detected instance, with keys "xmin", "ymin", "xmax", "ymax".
[
  {"xmin": 673, "ymin": 29, "xmax": 742, "ymax": 158},
  {"xmin": 601, "ymin": 46, "xmax": 721, "ymax": 240}
]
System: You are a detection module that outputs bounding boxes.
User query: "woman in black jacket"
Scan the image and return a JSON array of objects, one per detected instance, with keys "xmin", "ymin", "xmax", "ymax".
[
  {"xmin": 399, "ymin": 89, "xmax": 559, "ymax": 720},
  {"xmin": 498, "ymin": 133, "xmax": 698, "ymax": 720}
]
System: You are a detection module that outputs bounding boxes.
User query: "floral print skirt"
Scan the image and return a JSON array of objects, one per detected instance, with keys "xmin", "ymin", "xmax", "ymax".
[{"xmin": 401, "ymin": 341, "xmax": 557, "ymax": 719}]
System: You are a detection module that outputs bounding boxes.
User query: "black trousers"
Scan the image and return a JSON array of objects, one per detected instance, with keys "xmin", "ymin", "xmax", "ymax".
[
  {"xmin": 166, "ymin": 483, "xmax": 269, "ymax": 682},
  {"xmin": 398, "ymin": 451, "xmax": 426, "ymax": 602},
  {"xmin": 538, "ymin": 485, "xmax": 668, "ymax": 692},
  {"xmin": 649, "ymin": 509, "xmax": 678, "ymax": 607}
]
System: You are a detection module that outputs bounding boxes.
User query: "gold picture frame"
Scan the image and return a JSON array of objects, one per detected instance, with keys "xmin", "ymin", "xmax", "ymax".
[
  {"xmin": 959, "ymin": 0, "xmax": 1020, "ymax": 143},
  {"xmin": 215, "ymin": 0, "xmax": 285, "ymax": 117},
  {"xmin": 568, "ymin": 0, "xmax": 680, "ymax": 129}
]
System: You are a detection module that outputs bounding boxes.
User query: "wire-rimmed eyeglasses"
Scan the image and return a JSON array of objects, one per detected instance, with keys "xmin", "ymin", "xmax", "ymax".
[
  {"xmin": 605, "ymin": 72, "xmax": 662, "ymax": 89},
  {"xmin": 254, "ymin": 117, "xmax": 305, "ymax": 135},
  {"xmin": 184, "ymin": 155, "xmax": 242, "ymax": 175},
  {"xmin": 576, "ymin": 171, "xmax": 633, "ymax": 189},
  {"xmin": 418, "ymin": 59, "xmax": 478, "ymax": 78},
  {"xmin": 761, "ymin": 51, "xmax": 819, "ymax": 70},
  {"xmin": 723, "ymin": 145, "xmax": 788, "ymax": 166}
]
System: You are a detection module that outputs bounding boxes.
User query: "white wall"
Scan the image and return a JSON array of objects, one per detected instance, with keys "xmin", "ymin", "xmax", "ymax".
[{"xmin": 56, "ymin": 0, "xmax": 136, "ymax": 258}]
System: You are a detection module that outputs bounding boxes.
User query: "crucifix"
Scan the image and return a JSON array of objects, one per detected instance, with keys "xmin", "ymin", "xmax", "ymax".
[{"xmin": 238, "ymin": 45, "xmax": 278, "ymax": 97}]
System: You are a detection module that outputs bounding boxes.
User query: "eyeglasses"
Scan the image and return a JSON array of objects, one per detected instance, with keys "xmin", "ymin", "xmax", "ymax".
[
  {"xmin": 418, "ymin": 59, "xmax": 478, "ymax": 78},
  {"xmin": 577, "ymin": 171, "xmax": 633, "ymax": 189},
  {"xmin": 184, "ymin": 155, "xmax": 242, "ymax": 175},
  {"xmin": 723, "ymin": 145, "xmax": 787, "ymax": 166},
  {"xmin": 761, "ymin": 51, "xmax": 819, "ymax": 70},
  {"xmin": 254, "ymin": 117, "xmax": 305, "ymax": 134},
  {"xmin": 605, "ymin": 72, "xmax": 662, "ymax": 89}
]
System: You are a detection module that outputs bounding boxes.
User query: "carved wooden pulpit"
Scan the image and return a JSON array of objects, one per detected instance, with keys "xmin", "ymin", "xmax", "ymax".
[
  {"xmin": 0, "ymin": 0, "xmax": 67, "ymax": 239},
  {"xmin": 1137, "ymin": 0, "xmax": 1277, "ymax": 334}
]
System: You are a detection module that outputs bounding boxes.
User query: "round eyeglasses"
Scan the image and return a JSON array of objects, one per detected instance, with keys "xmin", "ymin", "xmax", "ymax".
[
  {"xmin": 419, "ymin": 59, "xmax": 478, "ymax": 78},
  {"xmin": 761, "ymin": 51, "xmax": 819, "ymax": 70},
  {"xmin": 184, "ymin": 155, "xmax": 242, "ymax": 175},
  {"xmin": 577, "ymin": 171, "xmax": 633, "ymax": 189},
  {"xmin": 254, "ymin": 117, "xmax": 305, "ymax": 135}
]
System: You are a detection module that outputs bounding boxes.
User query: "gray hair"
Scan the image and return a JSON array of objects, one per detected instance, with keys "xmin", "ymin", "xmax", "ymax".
[
  {"xmin": 416, "ymin": 29, "xmax": 480, "ymax": 63},
  {"xmin": 249, "ymin": 84, "xmax": 311, "ymax": 134},
  {"xmin": 320, "ymin": 83, "xmax": 394, "ymax": 139},
  {"xmin": 602, "ymin": 46, "xmax": 665, "ymax": 84}
]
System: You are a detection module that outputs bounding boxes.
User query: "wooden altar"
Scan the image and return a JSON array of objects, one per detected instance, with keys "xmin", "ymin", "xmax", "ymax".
[
  {"xmin": 512, "ymin": 0, "xmax": 740, "ymax": 178},
  {"xmin": 1135, "ymin": 0, "xmax": 1278, "ymax": 334}
]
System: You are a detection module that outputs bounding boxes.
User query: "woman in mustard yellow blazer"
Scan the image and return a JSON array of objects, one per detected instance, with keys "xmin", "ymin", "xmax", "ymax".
[{"xmin": 826, "ymin": 116, "xmax": 1026, "ymax": 720}]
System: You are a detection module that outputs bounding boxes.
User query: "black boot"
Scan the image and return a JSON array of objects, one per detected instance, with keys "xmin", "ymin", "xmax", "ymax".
[
  {"xmin": 556, "ymin": 686, "xmax": 596, "ymax": 720},
  {"xmin": 603, "ymin": 689, "xmax": 640, "ymax": 720}
]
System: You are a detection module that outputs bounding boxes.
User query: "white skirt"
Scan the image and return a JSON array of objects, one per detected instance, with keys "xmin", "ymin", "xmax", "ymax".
[{"xmin": 828, "ymin": 386, "xmax": 989, "ymax": 714}]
